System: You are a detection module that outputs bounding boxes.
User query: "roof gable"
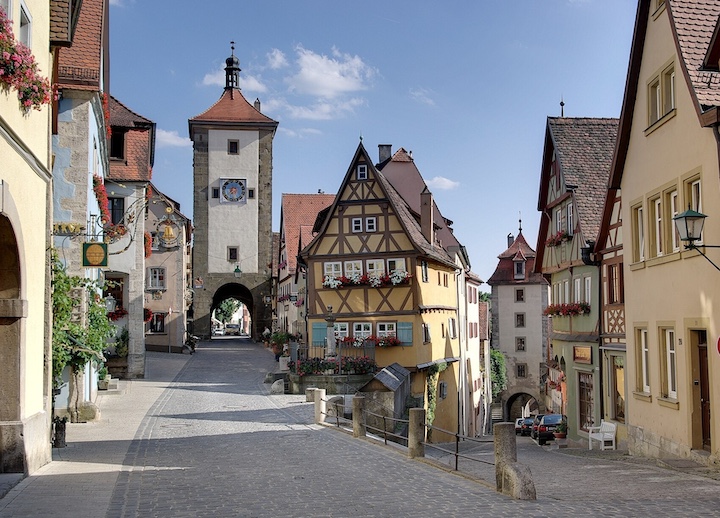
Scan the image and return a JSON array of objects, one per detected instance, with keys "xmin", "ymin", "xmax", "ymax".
[{"xmin": 280, "ymin": 194, "xmax": 335, "ymax": 274}]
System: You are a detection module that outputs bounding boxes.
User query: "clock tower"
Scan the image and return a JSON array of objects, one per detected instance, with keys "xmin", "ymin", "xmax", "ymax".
[{"xmin": 189, "ymin": 44, "xmax": 278, "ymax": 338}]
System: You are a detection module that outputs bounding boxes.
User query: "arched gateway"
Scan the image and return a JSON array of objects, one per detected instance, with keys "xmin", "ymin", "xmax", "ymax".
[{"xmin": 189, "ymin": 44, "xmax": 278, "ymax": 339}]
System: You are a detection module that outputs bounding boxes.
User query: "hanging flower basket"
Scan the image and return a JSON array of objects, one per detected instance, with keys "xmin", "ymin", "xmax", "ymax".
[
  {"xmin": 108, "ymin": 307, "xmax": 128, "ymax": 321},
  {"xmin": 143, "ymin": 308, "xmax": 153, "ymax": 323}
]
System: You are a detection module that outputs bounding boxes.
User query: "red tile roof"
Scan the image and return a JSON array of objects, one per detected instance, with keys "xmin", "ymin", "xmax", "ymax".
[
  {"xmin": 670, "ymin": 0, "xmax": 720, "ymax": 107},
  {"xmin": 487, "ymin": 232, "xmax": 546, "ymax": 285},
  {"xmin": 108, "ymin": 96, "xmax": 154, "ymax": 182},
  {"xmin": 56, "ymin": 0, "xmax": 106, "ymax": 90},
  {"xmin": 189, "ymin": 89, "xmax": 278, "ymax": 137},
  {"xmin": 280, "ymin": 194, "xmax": 335, "ymax": 274}
]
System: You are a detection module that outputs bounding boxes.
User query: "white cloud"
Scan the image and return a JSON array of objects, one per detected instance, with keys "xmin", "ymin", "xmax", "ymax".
[
  {"xmin": 410, "ymin": 87, "xmax": 436, "ymax": 106},
  {"xmin": 286, "ymin": 45, "xmax": 376, "ymax": 98},
  {"xmin": 278, "ymin": 127, "xmax": 322, "ymax": 139},
  {"xmin": 267, "ymin": 49, "xmax": 288, "ymax": 69},
  {"xmin": 156, "ymin": 129, "xmax": 191, "ymax": 148},
  {"xmin": 202, "ymin": 68, "xmax": 266, "ymax": 93},
  {"xmin": 264, "ymin": 97, "xmax": 365, "ymax": 121},
  {"xmin": 426, "ymin": 176, "xmax": 460, "ymax": 190}
]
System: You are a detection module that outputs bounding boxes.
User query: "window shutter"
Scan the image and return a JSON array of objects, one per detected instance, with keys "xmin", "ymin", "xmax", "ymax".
[
  {"xmin": 311, "ymin": 323, "xmax": 327, "ymax": 346},
  {"xmin": 397, "ymin": 322, "xmax": 413, "ymax": 346}
]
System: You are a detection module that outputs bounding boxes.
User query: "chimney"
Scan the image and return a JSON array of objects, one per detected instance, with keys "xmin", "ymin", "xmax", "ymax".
[
  {"xmin": 421, "ymin": 188, "xmax": 434, "ymax": 245},
  {"xmin": 378, "ymin": 144, "xmax": 392, "ymax": 163},
  {"xmin": 254, "ymin": 98, "xmax": 261, "ymax": 112},
  {"xmin": 507, "ymin": 233, "xmax": 514, "ymax": 248}
]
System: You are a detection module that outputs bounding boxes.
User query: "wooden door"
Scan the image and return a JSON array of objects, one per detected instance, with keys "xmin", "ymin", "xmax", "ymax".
[{"xmin": 699, "ymin": 343, "xmax": 711, "ymax": 451}]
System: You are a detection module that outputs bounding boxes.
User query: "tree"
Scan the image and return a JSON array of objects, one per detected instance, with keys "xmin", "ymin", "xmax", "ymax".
[
  {"xmin": 479, "ymin": 291, "xmax": 491, "ymax": 302},
  {"xmin": 489, "ymin": 349, "xmax": 508, "ymax": 400},
  {"xmin": 51, "ymin": 251, "xmax": 114, "ymax": 422},
  {"xmin": 215, "ymin": 298, "xmax": 241, "ymax": 323}
]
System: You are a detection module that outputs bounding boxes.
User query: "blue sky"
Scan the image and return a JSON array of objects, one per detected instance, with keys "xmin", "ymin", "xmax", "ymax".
[{"xmin": 109, "ymin": 0, "xmax": 637, "ymax": 285}]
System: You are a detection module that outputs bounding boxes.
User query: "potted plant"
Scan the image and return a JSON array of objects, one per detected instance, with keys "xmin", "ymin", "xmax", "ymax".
[{"xmin": 554, "ymin": 420, "xmax": 568, "ymax": 439}]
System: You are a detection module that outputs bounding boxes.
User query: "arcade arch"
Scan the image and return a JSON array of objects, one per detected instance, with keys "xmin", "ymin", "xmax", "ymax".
[{"xmin": 505, "ymin": 392, "xmax": 540, "ymax": 421}]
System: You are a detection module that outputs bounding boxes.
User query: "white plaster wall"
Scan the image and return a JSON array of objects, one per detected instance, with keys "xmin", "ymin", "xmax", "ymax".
[{"xmin": 207, "ymin": 129, "xmax": 259, "ymax": 273}]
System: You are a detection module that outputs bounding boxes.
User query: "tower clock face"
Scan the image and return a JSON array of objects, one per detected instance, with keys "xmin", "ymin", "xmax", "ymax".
[{"xmin": 220, "ymin": 179, "xmax": 246, "ymax": 203}]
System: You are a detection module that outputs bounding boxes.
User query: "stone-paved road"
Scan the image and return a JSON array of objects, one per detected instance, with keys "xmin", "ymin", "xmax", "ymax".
[{"xmin": 1, "ymin": 338, "xmax": 720, "ymax": 517}]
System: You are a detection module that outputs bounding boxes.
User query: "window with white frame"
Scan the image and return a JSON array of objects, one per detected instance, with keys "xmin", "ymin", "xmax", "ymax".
[
  {"xmin": 649, "ymin": 64, "xmax": 675, "ymax": 126},
  {"xmin": 387, "ymin": 258, "xmax": 405, "ymax": 273},
  {"xmin": 147, "ymin": 267, "xmax": 166, "ymax": 290},
  {"xmin": 422, "ymin": 323, "xmax": 431, "ymax": 343},
  {"xmin": 421, "ymin": 261, "xmax": 429, "ymax": 282},
  {"xmin": 574, "ymin": 278, "xmax": 582, "ymax": 303},
  {"xmin": 1, "ymin": 1, "xmax": 12, "ymax": 17},
  {"xmin": 344, "ymin": 260, "xmax": 362, "ymax": 277},
  {"xmin": 689, "ymin": 178, "xmax": 703, "ymax": 244},
  {"xmin": 652, "ymin": 197, "xmax": 663, "ymax": 257},
  {"xmin": 377, "ymin": 322, "xmax": 396, "ymax": 337},
  {"xmin": 663, "ymin": 328, "xmax": 677, "ymax": 399},
  {"xmin": 448, "ymin": 318, "xmax": 457, "ymax": 339},
  {"xmin": 352, "ymin": 218, "xmax": 362, "ymax": 233},
  {"xmin": 356, "ymin": 164, "xmax": 368, "ymax": 180},
  {"xmin": 334, "ymin": 322, "xmax": 349, "ymax": 339},
  {"xmin": 567, "ymin": 204, "xmax": 574, "ymax": 236},
  {"xmin": 353, "ymin": 322, "xmax": 372, "ymax": 339},
  {"xmin": 637, "ymin": 328, "xmax": 650, "ymax": 393},
  {"xmin": 555, "ymin": 208, "xmax": 563, "ymax": 234},
  {"xmin": 667, "ymin": 189, "xmax": 680, "ymax": 252},
  {"xmin": 366, "ymin": 259, "xmax": 385, "ymax": 277},
  {"xmin": 365, "ymin": 217, "xmax": 377, "ymax": 232},
  {"xmin": 19, "ymin": 2, "xmax": 31, "ymax": 47},
  {"xmin": 564, "ymin": 280, "xmax": 569, "ymax": 304},
  {"xmin": 584, "ymin": 277, "xmax": 591, "ymax": 304},
  {"xmin": 324, "ymin": 262, "xmax": 342, "ymax": 277},
  {"xmin": 633, "ymin": 205, "xmax": 645, "ymax": 262}
]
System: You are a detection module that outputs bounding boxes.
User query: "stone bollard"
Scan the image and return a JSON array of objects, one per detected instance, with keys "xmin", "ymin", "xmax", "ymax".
[
  {"xmin": 314, "ymin": 388, "xmax": 326, "ymax": 425},
  {"xmin": 305, "ymin": 387, "xmax": 317, "ymax": 402},
  {"xmin": 408, "ymin": 408, "xmax": 426, "ymax": 458},
  {"xmin": 352, "ymin": 396, "xmax": 366, "ymax": 438},
  {"xmin": 494, "ymin": 421, "xmax": 536, "ymax": 500}
]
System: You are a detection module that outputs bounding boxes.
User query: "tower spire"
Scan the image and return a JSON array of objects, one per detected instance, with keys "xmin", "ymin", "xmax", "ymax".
[{"xmin": 225, "ymin": 41, "xmax": 241, "ymax": 95}]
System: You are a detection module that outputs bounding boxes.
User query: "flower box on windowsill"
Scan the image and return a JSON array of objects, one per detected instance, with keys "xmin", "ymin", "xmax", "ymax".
[
  {"xmin": 545, "ymin": 230, "xmax": 572, "ymax": 247},
  {"xmin": 543, "ymin": 303, "xmax": 590, "ymax": 316}
]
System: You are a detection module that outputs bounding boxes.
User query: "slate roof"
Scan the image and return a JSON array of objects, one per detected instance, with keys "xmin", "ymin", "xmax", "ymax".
[
  {"xmin": 487, "ymin": 232, "xmax": 546, "ymax": 285},
  {"xmin": 280, "ymin": 194, "xmax": 335, "ymax": 274},
  {"xmin": 671, "ymin": 0, "xmax": 720, "ymax": 107},
  {"xmin": 366, "ymin": 363, "xmax": 410, "ymax": 392},
  {"xmin": 547, "ymin": 117, "xmax": 618, "ymax": 243}
]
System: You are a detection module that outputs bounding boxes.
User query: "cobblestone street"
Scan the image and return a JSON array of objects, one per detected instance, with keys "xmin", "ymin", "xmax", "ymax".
[{"xmin": 1, "ymin": 338, "xmax": 719, "ymax": 517}]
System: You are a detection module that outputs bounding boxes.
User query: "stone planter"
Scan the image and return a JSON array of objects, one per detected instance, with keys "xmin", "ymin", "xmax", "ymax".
[
  {"xmin": 288, "ymin": 373, "xmax": 374, "ymax": 395},
  {"xmin": 105, "ymin": 357, "xmax": 128, "ymax": 379},
  {"xmin": 98, "ymin": 375, "xmax": 111, "ymax": 390}
]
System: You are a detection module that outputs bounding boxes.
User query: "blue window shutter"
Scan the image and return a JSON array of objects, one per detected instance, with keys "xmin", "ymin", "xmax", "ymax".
[
  {"xmin": 312, "ymin": 323, "xmax": 327, "ymax": 346},
  {"xmin": 397, "ymin": 322, "xmax": 413, "ymax": 345}
]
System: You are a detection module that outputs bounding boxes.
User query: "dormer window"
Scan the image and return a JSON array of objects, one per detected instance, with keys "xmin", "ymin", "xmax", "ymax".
[
  {"xmin": 110, "ymin": 129, "xmax": 126, "ymax": 160},
  {"xmin": 514, "ymin": 260, "xmax": 525, "ymax": 280},
  {"xmin": 356, "ymin": 164, "xmax": 368, "ymax": 180}
]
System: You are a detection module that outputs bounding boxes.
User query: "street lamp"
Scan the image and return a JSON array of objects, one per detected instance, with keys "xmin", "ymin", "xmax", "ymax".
[
  {"xmin": 673, "ymin": 208, "xmax": 720, "ymax": 272},
  {"xmin": 234, "ymin": 264, "xmax": 242, "ymax": 278}
]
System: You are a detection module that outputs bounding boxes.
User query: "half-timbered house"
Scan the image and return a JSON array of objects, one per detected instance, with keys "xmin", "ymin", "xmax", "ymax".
[
  {"xmin": 536, "ymin": 117, "xmax": 618, "ymax": 441},
  {"xmin": 300, "ymin": 142, "xmax": 472, "ymax": 438},
  {"xmin": 595, "ymin": 182, "xmax": 627, "ymax": 444}
]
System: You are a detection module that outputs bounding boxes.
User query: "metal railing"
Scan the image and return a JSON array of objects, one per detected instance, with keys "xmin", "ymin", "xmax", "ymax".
[{"xmin": 314, "ymin": 390, "xmax": 493, "ymax": 470}]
